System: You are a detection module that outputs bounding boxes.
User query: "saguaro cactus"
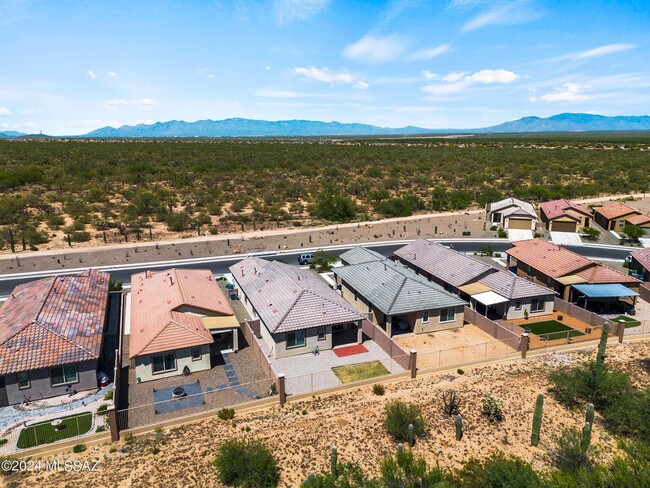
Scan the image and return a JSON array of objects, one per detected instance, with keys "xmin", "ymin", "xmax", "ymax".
[
  {"xmin": 331, "ymin": 446, "xmax": 338, "ymax": 479},
  {"xmin": 585, "ymin": 403, "xmax": 594, "ymax": 426},
  {"xmin": 408, "ymin": 423, "xmax": 414, "ymax": 447},
  {"xmin": 581, "ymin": 422, "xmax": 592, "ymax": 454},
  {"xmin": 455, "ymin": 415, "xmax": 463, "ymax": 441},
  {"xmin": 531, "ymin": 393, "xmax": 544, "ymax": 447},
  {"xmin": 596, "ymin": 323, "xmax": 610, "ymax": 367}
]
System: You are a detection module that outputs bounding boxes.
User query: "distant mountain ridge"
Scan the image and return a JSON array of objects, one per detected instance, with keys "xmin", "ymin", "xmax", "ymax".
[{"xmin": 477, "ymin": 113, "xmax": 650, "ymax": 133}]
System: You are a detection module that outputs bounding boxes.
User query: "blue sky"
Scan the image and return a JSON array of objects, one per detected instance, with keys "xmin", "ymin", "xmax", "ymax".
[{"xmin": 1, "ymin": 0, "xmax": 648, "ymax": 135}]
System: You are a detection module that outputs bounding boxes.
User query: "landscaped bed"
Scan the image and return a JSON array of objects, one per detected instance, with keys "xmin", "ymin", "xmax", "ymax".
[
  {"xmin": 611, "ymin": 315, "xmax": 641, "ymax": 328},
  {"xmin": 332, "ymin": 361, "xmax": 390, "ymax": 384},
  {"xmin": 519, "ymin": 320, "xmax": 585, "ymax": 339},
  {"xmin": 17, "ymin": 413, "xmax": 93, "ymax": 449}
]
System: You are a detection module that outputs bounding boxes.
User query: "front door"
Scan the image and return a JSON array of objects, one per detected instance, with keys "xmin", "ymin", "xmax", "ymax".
[{"xmin": 0, "ymin": 376, "xmax": 8, "ymax": 407}]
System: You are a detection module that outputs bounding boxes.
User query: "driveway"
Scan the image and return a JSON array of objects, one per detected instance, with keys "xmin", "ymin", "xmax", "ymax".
[
  {"xmin": 507, "ymin": 229, "xmax": 533, "ymax": 242},
  {"xmin": 551, "ymin": 232, "xmax": 583, "ymax": 246}
]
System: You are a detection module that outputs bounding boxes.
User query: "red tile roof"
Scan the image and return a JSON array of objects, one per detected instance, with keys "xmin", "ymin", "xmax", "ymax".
[
  {"xmin": 595, "ymin": 202, "xmax": 639, "ymax": 220},
  {"xmin": 129, "ymin": 269, "xmax": 234, "ymax": 358},
  {"xmin": 631, "ymin": 248, "xmax": 650, "ymax": 271},
  {"xmin": 507, "ymin": 239, "xmax": 593, "ymax": 278},
  {"xmin": 540, "ymin": 199, "xmax": 591, "ymax": 221},
  {"xmin": 576, "ymin": 265, "xmax": 639, "ymax": 284},
  {"xmin": 0, "ymin": 269, "xmax": 110, "ymax": 374},
  {"xmin": 626, "ymin": 214, "xmax": 650, "ymax": 226}
]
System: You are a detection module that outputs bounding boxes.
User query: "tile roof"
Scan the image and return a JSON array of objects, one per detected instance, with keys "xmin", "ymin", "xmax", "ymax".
[
  {"xmin": 394, "ymin": 239, "xmax": 495, "ymax": 288},
  {"xmin": 576, "ymin": 264, "xmax": 640, "ymax": 285},
  {"xmin": 475, "ymin": 269, "xmax": 554, "ymax": 299},
  {"xmin": 488, "ymin": 197, "xmax": 537, "ymax": 219},
  {"xmin": 626, "ymin": 214, "xmax": 650, "ymax": 226},
  {"xmin": 540, "ymin": 199, "xmax": 591, "ymax": 221},
  {"xmin": 129, "ymin": 269, "xmax": 233, "ymax": 358},
  {"xmin": 631, "ymin": 248, "xmax": 650, "ymax": 270},
  {"xmin": 231, "ymin": 257, "xmax": 364, "ymax": 334},
  {"xmin": 339, "ymin": 247, "xmax": 386, "ymax": 265},
  {"xmin": 595, "ymin": 202, "xmax": 639, "ymax": 220},
  {"xmin": 334, "ymin": 250, "xmax": 466, "ymax": 315},
  {"xmin": 0, "ymin": 269, "xmax": 109, "ymax": 375},
  {"xmin": 506, "ymin": 239, "xmax": 593, "ymax": 278}
]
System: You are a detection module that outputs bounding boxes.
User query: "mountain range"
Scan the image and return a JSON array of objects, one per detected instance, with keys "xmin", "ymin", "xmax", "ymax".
[{"xmin": 3, "ymin": 113, "xmax": 650, "ymax": 139}]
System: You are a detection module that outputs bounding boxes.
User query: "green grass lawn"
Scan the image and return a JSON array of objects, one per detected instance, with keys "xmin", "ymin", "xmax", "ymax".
[
  {"xmin": 520, "ymin": 320, "xmax": 585, "ymax": 339},
  {"xmin": 611, "ymin": 315, "xmax": 641, "ymax": 328},
  {"xmin": 332, "ymin": 361, "xmax": 390, "ymax": 384},
  {"xmin": 17, "ymin": 413, "xmax": 93, "ymax": 449}
]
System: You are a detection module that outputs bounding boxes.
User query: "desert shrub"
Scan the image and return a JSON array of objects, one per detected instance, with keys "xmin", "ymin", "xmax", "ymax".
[
  {"xmin": 301, "ymin": 461, "xmax": 379, "ymax": 487},
  {"xmin": 582, "ymin": 226, "xmax": 601, "ymax": 241},
  {"xmin": 69, "ymin": 231, "xmax": 91, "ymax": 242},
  {"xmin": 218, "ymin": 408, "xmax": 235, "ymax": 421},
  {"xmin": 213, "ymin": 438, "xmax": 279, "ymax": 487},
  {"xmin": 46, "ymin": 214, "xmax": 66, "ymax": 229},
  {"xmin": 482, "ymin": 391, "xmax": 505, "ymax": 423},
  {"xmin": 379, "ymin": 447, "xmax": 450, "ymax": 487},
  {"xmin": 96, "ymin": 404, "xmax": 109, "ymax": 415},
  {"xmin": 103, "ymin": 390, "xmax": 114, "ymax": 401},
  {"xmin": 454, "ymin": 452, "xmax": 540, "ymax": 488},
  {"xmin": 72, "ymin": 444, "xmax": 87, "ymax": 453},
  {"xmin": 95, "ymin": 425, "xmax": 106, "ymax": 433},
  {"xmin": 165, "ymin": 210, "xmax": 191, "ymax": 232},
  {"xmin": 457, "ymin": 369, "xmax": 464, "ymax": 375},
  {"xmin": 372, "ymin": 384, "xmax": 385, "ymax": 396},
  {"xmin": 602, "ymin": 387, "xmax": 650, "ymax": 446},
  {"xmin": 442, "ymin": 390, "xmax": 462, "ymax": 416},
  {"xmin": 310, "ymin": 193, "xmax": 357, "ymax": 222},
  {"xmin": 383, "ymin": 400, "xmax": 425, "ymax": 442},
  {"xmin": 498, "ymin": 228, "xmax": 507, "ymax": 238},
  {"xmin": 551, "ymin": 427, "xmax": 594, "ymax": 473}
]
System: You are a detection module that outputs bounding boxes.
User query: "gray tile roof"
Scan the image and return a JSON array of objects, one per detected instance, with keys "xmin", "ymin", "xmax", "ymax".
[
  {"xmin": 339, "ymin": 247, "xmax": 386, "ymax": 265},
  {"xmin": 488, "ymin": 197, "xmax": 537, "ymax": 219},
  {"xmin": 230, "ymin": 257, "xmax": 364, "ymax": 334},
  {"xmin": 394, "ymin": 240, "xmax": 494, "ymax": 288},
  {"xmin": 334, "ymin": 254, "xmax": 466, "ymax": 316},
  {"xmin": 476, "ymin": 269, "xmax": 554, "ymax": 299}
]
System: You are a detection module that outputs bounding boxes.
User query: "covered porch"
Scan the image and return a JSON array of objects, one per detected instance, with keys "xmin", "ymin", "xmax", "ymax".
[
  {"xmin": 202, "ymin": 315, "xmax": 240, "ymax": 353},
  {"xmin": 463, "ymin": 282, "xmax": 509, "ymax": 321},
  {"xmin": 570, "ymin": 283, "xmax": 639, "ymax": 315}
]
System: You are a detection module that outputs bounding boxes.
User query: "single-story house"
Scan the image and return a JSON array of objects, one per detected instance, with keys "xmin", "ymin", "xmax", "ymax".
[
  {"xmin": 485, "ymin": 197, "xmax": 538, "ymax": 230},
  {"xmin": 129, "ymin": 269, "xmax": 238, "ymax": 382},
  {"xmin": 231, "ymin": 257, "xmax": 365, "ymax": 359},
  {"xmin": 0, "ymin": 269, "xmax": 109, "ymax": 406},
  {"xmin": 506, "ymin": 239, "xmax": 640, "ymax": 311},
  {"xmin": 630, "ymin": 248, "xmax": 650, "ymax": 281},
  {"xmin": 334, "ymin": 247, "xmax": 466, "ymax": 337},
  {"xmin": 539, "ymin": 199, "xmax": 592, "ymax": 233},
  {"xmin": 593, "ymin": 202, "xmax": 650, "ymax": 231},
  {"xmin": 393, "ymin": 239, "xmax": 554, "ymax": 320}
]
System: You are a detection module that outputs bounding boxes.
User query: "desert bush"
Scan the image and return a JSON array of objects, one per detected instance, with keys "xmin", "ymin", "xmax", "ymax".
[
  {"xmin": 498, "ymin": 228, "xmax": 507, "ymax": 238},
  {"xmin": 383, "ymin": 400, "xmax": 425, "ymax": 442},
  {"xmin": 454, "ymin": 452, "xmax": 540, "ymax": 488},
  {"xmin": 72, "ymin": 444, "xmax": 87, "ymax": 453},
  {"xmin": 96, "ymin": 404, "xmax": 109, "ymax": 415},
  {"xmin": 218, "ymin": 408, "xmax": 235, "ymax": 421},
  {"xmin": 301, "ymin": 461, "xmax": 379, "ymax": 487},
  {"xmin": 69, "ymin": 231, "xmax": 91, "ymax": 242},
  {"xmin": 379, "ymin": 447, "xmax": 450, "ymax": 487},
  {"xmin": 551, "ymin": 427, "xmax": 594, "ymax": 473},
  {"xmin": 213, "ymin": 438, "xmax": 279, "ymax": 487},
  {"xmin": 103, "ymin": 390, "xmax": 114, "ymax": 401},
  {"xmin": 372, "ymin": 384, "xmax": 385, "ymax": 396},
  {"xmin": 442, "ymin": 390, "xmax": 462, "ymax": 416},
  {"xmin": 482, "ymin": 391, "xmax": 505, "ymax": 423}
]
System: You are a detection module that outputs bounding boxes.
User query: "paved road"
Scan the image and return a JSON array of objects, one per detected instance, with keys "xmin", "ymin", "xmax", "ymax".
[{"xmin": 0, "ymin": 239, "xmax": 634, "ymax": 296}]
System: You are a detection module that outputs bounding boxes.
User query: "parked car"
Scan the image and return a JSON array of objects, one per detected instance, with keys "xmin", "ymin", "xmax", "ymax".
[
  {"xmin": 97, "ymin": 371, "xmax": 110, "ymax": 387},
  {"xmin": 298, "ymin": 253, "xmax": 315, "ymax": 265}
]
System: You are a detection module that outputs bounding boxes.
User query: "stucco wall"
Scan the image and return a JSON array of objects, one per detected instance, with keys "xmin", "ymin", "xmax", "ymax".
[
  {"xmin": 271, "ymin": 325, "xmax": 332, "ymax": 359},
  {"xmin": 500, "ymin": 296, "xmax": 554, "ymax": 320},
  {"xmin": 4, "ymin": 360, "xmax": 98, "ymax": 405},
  {"xmin": 135, "ymin": 345, "xmax": 211, "ymax": 383},
  {"xmin": 338, "ymin": 280, "xmax": 372, "ymax": 314}
]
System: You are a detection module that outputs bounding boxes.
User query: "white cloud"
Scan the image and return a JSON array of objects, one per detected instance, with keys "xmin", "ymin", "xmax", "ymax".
[
  {"xmin": 86, "ymin": 70, "xmax": 97, "ymax": 79},
  {"xmin": 462, "ymin": 0, "xmax": 542, "ymax": 32},
  {"xmin": 107, "ymin": 71, "xmax": 118, "ymax": 77},
  {"xmin": 0, "ymin": 106, "xmax": 10, "ymax": 116},
  {"xmin": 274, "ymin": 0, "xmax": 330, "ymax": 24},
  {"xmin": 551, "ymin": 43, "xmax": 636, "ymax": 62},
  {"xmin": 265, "ymin": 65, "xmax": 272, "ymax": 70},
  {"xmin": 343, "ymin": 35, "xmax": 409, "ymax": 64},
  {"xmin": 354, "ymin": 81, "xmax": 370, "ymax": 90},
  {"xmin": 408, "ymin": 43, "xmax": 450, "ymax": 61},
  {"xmin": 104, "ymin": 98, "xmax": 159, "ymax": 111},
  {"xmin": 532, "ymin": 83, "xmax": 591, "ymax": 102},
  {"xmin": 294, "ymin": 66, "xmax": 368, "ymax": 88},
  {"xmin": 465, "ymin": 69, "xmax": 519, "ymax": 83},
  {"xmin": 421, "ymin": 71, "xmax": 440, "ymax": 81},
  {"xmin": 442, "ymin": 72, "xmax": 467, "ymax": 82},
  {"xmin": 13, "ymin": 121, "xmax": 38, "ymax": 131},
  {"xmin": 423, "ymin": 69, "xmax": 519, "ymax": 96}
]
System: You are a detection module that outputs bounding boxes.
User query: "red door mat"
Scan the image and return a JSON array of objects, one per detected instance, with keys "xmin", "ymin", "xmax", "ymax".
[{"xmin": 333, "ymin": 344, "xmax": 368, "ymax": 358}]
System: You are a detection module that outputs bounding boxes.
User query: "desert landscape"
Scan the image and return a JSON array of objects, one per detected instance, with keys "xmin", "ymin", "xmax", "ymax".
[{"xmin": 5, "ymin": 340, "xmax": 648, "ymax": 487}]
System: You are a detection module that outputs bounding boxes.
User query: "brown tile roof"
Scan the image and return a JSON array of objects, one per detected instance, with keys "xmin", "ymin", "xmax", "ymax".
[
  {"xmin": 507, "ymin": 239, "xmax": 594, "ymax": 278},
  {"xmin": 129, "ymin": 269, "xmax": 233, "ymax": 358},
  {"xmin": 0, "ymin": 269, "xmax": 110, "ymax": 375},
  {"xmin": 540, "ymin": 199, "xmax": 591, "ymax": 221},
  {"xmin": 576, "ymin": 265, "xmax": 640, "ymax": 284},
  {"xmin": 595, "ymin": 202, "xmax": 639, "ymax": 220},
  {"xmin": 626, "ymin": 214, "xmax": 650, "ymax": 226},
  {"xmin": 631, "ymin": 248, "xmax": 650, "ymax": 271},
  {"xmin": 230, "ymin": 258, "xmax": 364, "ymax": 334}
]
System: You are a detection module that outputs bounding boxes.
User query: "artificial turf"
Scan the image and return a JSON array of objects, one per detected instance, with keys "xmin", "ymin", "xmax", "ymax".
[
  {"xmin": 610, "ymin": 315, "xmax": 641, "ymax": 328},
  {"xmin": 332, "ymin": 361, "xmax": 390, "ymax": 384},
  {"xmin": 17, "ymin": 412, "xmax": 93, "ymax": 449},
  {"xmin": 520, "ymin": 320, "xmax": 585, "ymax": 339}
]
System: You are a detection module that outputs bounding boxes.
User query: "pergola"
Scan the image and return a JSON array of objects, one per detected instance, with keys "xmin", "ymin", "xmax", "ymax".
[{"xmin": 571, "ymin": 283, "xmax": 639, "ymax": 311}]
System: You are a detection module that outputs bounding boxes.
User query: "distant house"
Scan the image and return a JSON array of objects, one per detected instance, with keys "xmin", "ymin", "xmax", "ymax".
[
  {"xmin": 129, "ymin": 269, "xmax": 238, "ymax": 382},
  {"xmin": 333, "ymin": 247, "xmax": 466, "ymax": 337},
  {"xmin": 0, "ymin": 270, "xmax": 109, "ymax": 406},
  {"xmin": 593, "ymin": 202, "xmax": 650, "ymax": 232},
  {"xmin": 393, "ymin": 239, "xmax": 554, "ymax": 320},
  {"xmin": 539, "ymin": 199, "xmax": 592, "ymax": 233},
  {"xmin": 231, "ymin": 258, "xmax": 365, "ymax": 359},
  {"xmin": 630, "ymin": 248, "xmax": 650, "ymax": 282},
  {"xmin": 485, "ymin": 197, "xmax": 538, "ymax": 231},
  {"xmin": 506, "ymin": 239, "xmax": 640, "ymax": 311}
]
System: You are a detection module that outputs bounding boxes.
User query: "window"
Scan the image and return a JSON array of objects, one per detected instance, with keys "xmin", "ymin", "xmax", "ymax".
[
  {"xmin": 50, "ymin": 364, "xmax": 78, "ymax": 386},
  {"xmin": 422, "ymin": 310, "xmax": 430, "ymax": 323},
  {"xmin": 515, "ymin": 301, "xmax": 522, "ymax": 310},
  {"xmin": 317, "ymin": 326, "xmax": 326, "ymax": 341},
  {"xmin": 17, "ymin": 372, "xmax": 30, "ymax": 389},
  {"xmin": 439, "ymin": 307, "xmax": 456, "ymax": 323},
  {"xmin": 191, "ymin": 347, "xmax": 202, "ymax": 361},
  {"xmin": 491, "ymin": 212, "xmax": 502, "ymax": 223},
  {"xmin": 531, "ymin": 298, "xmax": 545, "ymax": 312},
  {"xmin": 618, "ymin": 220, "xmax": 625, "ymax": 228},
  {"xmin": 152, "ymin": 353, "xmax": 176, "ymax": 374},
  {"xmin": 287, "ymin": 330, "xmax": 306, "ymax": 348}
]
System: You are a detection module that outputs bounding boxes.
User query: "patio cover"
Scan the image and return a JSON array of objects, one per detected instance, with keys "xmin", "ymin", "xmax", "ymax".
[
  {"xmin": 571, "ymin": 283, "xmax": 640, "ymax": 298},
  {"xmin": 202, "ymin": 315, "xmax": 240, "ymax": 331},
  {"xmin": 471, "ymin": 291, "xmax": 509, "ymax": 306},
  {"xmin": 557, "ymin": 274, "xmax": 588, "ymax": 285},
  {"xmin": 459, "ymin": 283, "xmax": 492, "ymax": 295}
]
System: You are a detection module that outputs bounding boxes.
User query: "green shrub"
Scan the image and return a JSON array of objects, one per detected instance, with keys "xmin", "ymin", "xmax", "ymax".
[
  {"xmin": 69, "ymin": 231, "xmax": 91, "ymax": 242},
  {"xmin": 482, "ymin": 392, "xmax": 505, "ymax": 423},
  {"xmin": 498, "ymin": 229, "xmax": 507, "ymax": 238},
  {"xmin": 302, "ymin": 461, "xmax": 379, "ymax": 487},
  {"xmin": 372, "ymin": 384, "xmax": 385, "ymax": 396},
  {"xmin": 383, "ymin": 400, "xmax": 426, "ymax": 442},
  {"xmin": 455, "ymin": 452, "xmax": 540, "ymax": 488},
  {"xmin": 217, "ymin": 408, "xmax": 235, "ymax": 421},
  {"xmin": 95, "ymin": 425, "xmax": 106, "ymax": 433},
  {"xmin": 96, "ymin": 404, "xmax": 109, "ymax": 415},
  {"xmin": 213, "ymin": 438, "xmax": 279, "ymax": 487},
  {"xmin": 551, "ymin": 427, "xmax": 594, "ymax": 472},
  {"xmin": 457, "ymin": 368, "xmax": 465, "ymax": 375},
  {"xmin": 379, "ymin": 448, "xmax": 450, "ymax": 487},
  {"xmin": 103, "ymin": 390, "xmax": 114, "ymax": 401},
  {"xmin": 72, "ymin": 444, "xmax": 87, "ymax": 453}
]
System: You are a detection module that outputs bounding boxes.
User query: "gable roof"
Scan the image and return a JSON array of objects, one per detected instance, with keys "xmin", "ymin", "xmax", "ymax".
[
  {"xmin": 0, "ymin": 269, "xmax": 109, "ymax": 374},
  {"xmin": 626, "ymin": 214, "xmax": 650, "ymax": 226},
  {"xmin": 540, "ymin": 199, "xmax": 591, "ymax": 221},
  {"xmin": 129, "ymin": 269, "xmax": 233, "ymax": 358},
  {"xmin": 595, "ymin": 202, "xmax": 640, "ymax": 220},
  {"xmin": 334, "ymin": 250, "xmax": 466, "ymax": 315},
  {"xmin": 339, "ymin": 247, "xmax": 385, "ymax": 265},
  {"xmin": 631, "ymin": 248, "xmax": 650, "ymax": 271},
  {"xmin": 488, "ymin": 197, "xmax": 537, "ymax": 219},
  {"xmin": 231, "ymin": 258, "xmax": 364, "ymax": 334},
  {"xmin": 475, "ymin": 269, "xmax": 554, "ymax": 299}
]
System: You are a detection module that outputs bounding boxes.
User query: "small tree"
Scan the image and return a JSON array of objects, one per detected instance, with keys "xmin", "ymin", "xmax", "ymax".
[
  {"xmin": 213, "ymin": 438, "xmax": 279, "ymax": 487},
  {"xmin": 582, "ymin": 227, "xmax": 601, "ymax": 241},
  {"xmin": 622, "ymin": 224, "xmax": 644, "ymax": 242},
  {"xmin": 383, "ymin": 400, "xmax": 425, "ymax": 442},
  {"xmin": 312, "ymin": 250, "xmax": 338, "ymax": 273}
]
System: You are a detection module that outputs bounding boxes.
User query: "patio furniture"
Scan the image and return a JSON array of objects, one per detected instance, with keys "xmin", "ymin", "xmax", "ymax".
[{"xmin": 51, "ymin": 419, "xmax": 64, "ymax": 431}]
